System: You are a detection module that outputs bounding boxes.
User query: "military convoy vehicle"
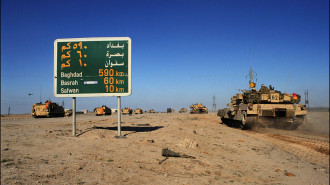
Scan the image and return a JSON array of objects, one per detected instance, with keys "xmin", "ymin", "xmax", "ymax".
[
  {"xmin": 167, "ymin": 108, "xmax": 172, "ymax": 113},
  {"xmin": 147, "ymin": 109, "xmax": 155, "ymax": 113},
  {"xmin": 94, "ymin": 105, "xmax": 112, "ymax": 116},
  {"xmin": 190, "ymin": 103, "xmax": 208, "ymax": 114},
  {"xmin": 134, "ymin": 108, "xmax": 143, "ymax": 114},
  {"xmin": 121, "ymin": 107, "xmax": 133, "ymax": 115},
  {"xmin": 217, "ymin": 84, "xmax": 307, "ymax": 130},
  {"xmin": 31, "ymin": 101, "xmax": 65, "ymax": 118},
  {"xmin": 179, "ymin": 108, "xmax": 187, "ymax": 113},
  {"xmin": 65, "ymin": 109, "xmax": 73, "ymax": 117}
]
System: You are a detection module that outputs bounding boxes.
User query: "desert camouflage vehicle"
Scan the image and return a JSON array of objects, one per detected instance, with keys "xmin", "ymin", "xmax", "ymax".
[
  {"xmin": 134, "ymin": 108, "xmax": 143, "ymax": 114},
  {"xmin": 190, "ymin": 103, "xmax": 208, "ymax": 114},
  {"xmin": 179, "ymin": 108, "xmax": 187, "ymax": 113},
  {"xmin": 65, "ymin": 109, "xmax": 73, "ymax": 117},
  {"xmin": 121, "ymin": 107, "xmax": 133, "ymax": 115},
  {"xmin": 94, "ymin": 105, "xmax": 112, "ymax": 116},
  {"xmin": 217, "ymin": 84, "xmax": 307, "ymax": 130},
  {"xmin": 147, "ymin": 109, "xmax": 155, "ymax": 113},
  {"xmin": 31, "ymin": 101, "xmax": 65, "ymax": 118}
]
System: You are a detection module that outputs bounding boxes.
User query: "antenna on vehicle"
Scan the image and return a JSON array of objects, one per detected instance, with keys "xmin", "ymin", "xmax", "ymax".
[{"xmin": 247, "ymin": 48, "xmax": 257, "ymax": 90}]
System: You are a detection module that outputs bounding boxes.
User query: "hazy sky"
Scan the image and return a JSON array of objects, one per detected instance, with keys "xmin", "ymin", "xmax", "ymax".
[{"xmin": 1, "ymin": 0, "xmax": 329, "ymax": 114}]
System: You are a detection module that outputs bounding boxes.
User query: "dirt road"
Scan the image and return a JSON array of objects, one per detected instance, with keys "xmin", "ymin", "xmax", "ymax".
[{"xmin": 1, "ymin": 112, "xmax": 329, "ymax": 184}]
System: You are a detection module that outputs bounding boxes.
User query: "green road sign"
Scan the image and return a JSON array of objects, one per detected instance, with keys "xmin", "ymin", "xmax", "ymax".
[{"xmin": 54, "ymin": 37, "xmax": 131, "ymax": 97}]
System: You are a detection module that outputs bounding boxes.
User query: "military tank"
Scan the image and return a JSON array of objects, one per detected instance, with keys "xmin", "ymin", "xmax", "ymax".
[
  {"xmin": 94, "ymin": 105, "xmax": 112, "ymax": 116},
  {"xmin": 190, "ymin": 103, "xmax": 208, "ymax": 114},
  {"xmin": 31, "ymin": 101, "xmax": 65, "ymax": 118},
  {"xmin": 121, "ymin": 107, "xmax": 133, "ymax": 115},
  {"xmin": 179, "ymin": 108, "xmax": 187, "ymax": 113},
  {"xmin": 134, "ymin": 108, "xmax": 143, "ymax": 114},
  {"xmin": 217, "ymin": 84, "xmax": 307, "ymax": 130}
]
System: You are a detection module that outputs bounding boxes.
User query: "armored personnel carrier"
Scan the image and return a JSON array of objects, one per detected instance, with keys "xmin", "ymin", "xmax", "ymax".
[
  {"xmin": 134, "ymin": 108, "xmax": 143, "ymax": 114},
  {"xmin": 217, "ymin": 84, "xmax": 307, "ymax": 130},
  {"xmin": 94, "ymin": 105, "xmax": 112, "ymax": 116},
  {"xmin": 121, "ymin": 107, "xmax": 133, "ymax": 115},
  {"xmin": 179, "ymin": 108, "xmax": 187, "ymax": 113},
  {"xmin": 147, "ymin": 109, "xmax": 155, "ymax": 113},
  {"xmin": 190, "ymin": 103, "xmax": 208, "ymax": 114},
  {"xmin": 31, "ymin": 101, "xmax": 65, "ymax": 118}
]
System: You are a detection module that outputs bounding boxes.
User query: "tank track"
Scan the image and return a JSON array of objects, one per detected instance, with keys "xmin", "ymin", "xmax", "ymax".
[{"xmin": 221, "ymin": 116, "xmax": 304, "ymax": 130}]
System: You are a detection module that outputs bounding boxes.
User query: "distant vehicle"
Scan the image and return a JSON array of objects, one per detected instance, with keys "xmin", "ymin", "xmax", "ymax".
[
  {"xmin": 121, "ymin": 107, "xmax": 133, "ymax": 115},
  {"xmin": 94, "ymin": 105, "xmax": 112, "ymax": 116},
  {"xmin": 147, "ymin": 109, "xmax": 155, "ymax": 113},
  {"xmin": 190, "ymin": 103, "xmax": 208, "ymax": 114},
  {"xmin": 179, "ymin": 108, "xmax": 187, "ymax": 113},
  {"xmin": 134, "ymin": 108, "xmax": 143, "ymax": 114},
  {"xmin": 65, "ymin": 109, "xmax": 72, "ymax": 117},
  {"xmin": 31, "ymin": 101, "xmax": 65, "ymax": 118},
  {"xmin": 167, "ymin": 108, "xmax": 172, "ymax": 113}
]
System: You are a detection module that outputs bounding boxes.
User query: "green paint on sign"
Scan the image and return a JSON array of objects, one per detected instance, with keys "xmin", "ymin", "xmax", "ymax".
[{"xmin": 54, "ymin": 37, "xmax": 131, "ymax": 97}]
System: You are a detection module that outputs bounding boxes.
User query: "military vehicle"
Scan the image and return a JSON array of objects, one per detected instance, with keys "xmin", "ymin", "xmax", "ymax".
[
  {"xmin": 121, "ymin": 107, "xmax": 133, "ymax": 115},
  {"xmin": 179, "ymin": 108, "xmax": 187, "ymax": 113},
  {"xmin": 167, "ymin": 108, "xmax": 172, "ymax": 113},
  {"xmin": 31, "ymin": 101, "xmax": 65, "ymax": 118},
  {"xmin": 190, "ymin": 103, "xmax": 208, "ymax": 114},
  {"xmin": 134, "ymin": 108, "xmax": 143, "ymax": 114},
  {"xmin": 217, "ymin": 66, "xmax": 307, "ymax": 130},
  {"xmin": 147, "ymin": 109, "xmax": 155, "ymax": 113},
  {"xmin": 94, "ymin": 105, "xmax": 112, "ymax": 116},
  {"xmin": 65, "ymin": 109, "xmax": 72, "ymax": 117}
]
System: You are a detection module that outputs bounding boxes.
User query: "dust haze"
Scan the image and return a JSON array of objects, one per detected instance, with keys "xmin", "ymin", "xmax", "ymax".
[{"xmin": 298, "ymin": 111, "xmax": 329, "ymax": 136}]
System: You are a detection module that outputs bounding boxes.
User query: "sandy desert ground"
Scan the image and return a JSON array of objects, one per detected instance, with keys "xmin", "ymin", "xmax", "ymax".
[{"xmin": 1, "ymin": 111, "xmax": 329, "ymax": 184}]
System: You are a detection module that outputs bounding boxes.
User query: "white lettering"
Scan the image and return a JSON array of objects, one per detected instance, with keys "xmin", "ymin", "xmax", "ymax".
[
  {"xmin": 61, "ymin": 80, "xmax": 78, "ymax": 86},
  {"xmin": 61, "ymin": 88, "xmax": 80, "ymax": 93},
  {"xmin": 60, "ymin": 72, "xmax": 83, "ymax": 79}
]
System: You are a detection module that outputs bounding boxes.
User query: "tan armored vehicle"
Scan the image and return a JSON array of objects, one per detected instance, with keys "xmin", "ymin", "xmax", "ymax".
[
  {"xmin": 190, "ymin": 103, "xmax": 208, "ymax": 114},
  {"xmin": 31, "ymin": 101, "xmax": 65, "ymax": 118},
  {"xmin": 134, "ymin": 108, "xmax": 143, "ymax": 114},
  {"xmin": 65, "ymin": 109, "xmax": 72, "ymax": 117},
  {"xmin": 94, "ymin": 105, "xmax": 112, "ymax": 116},
  {"xmin": 147, "ymin": 109, "xmax": 155, "ymax": 113},
  {"xmin": 179, "ymin": 108, "xmax": 187, "ymax": 113},
  {"xmin": 217, "ymin": 84, "xmax": 307, "ymax": 130},
  {"xmin": 121, "ymin": 107, "xmax": 133, "ymax": 115}
]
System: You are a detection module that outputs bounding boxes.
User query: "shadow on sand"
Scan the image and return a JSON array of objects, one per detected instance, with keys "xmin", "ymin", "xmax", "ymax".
[{"xmin": 77, "ymin": 125, "xmax": 164, "ymax": 137}]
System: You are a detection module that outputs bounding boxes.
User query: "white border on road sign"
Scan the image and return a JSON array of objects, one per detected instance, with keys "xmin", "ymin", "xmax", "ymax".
[{"xmin": 54, "ymin": 37, "xmax": 132, "ymax": 97}]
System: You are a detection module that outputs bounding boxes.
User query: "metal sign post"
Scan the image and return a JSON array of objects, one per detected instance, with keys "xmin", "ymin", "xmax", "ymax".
[
  {"xmin": 72, "ymin": 97, "xmax": 76, "ymax": 137},
  {"xmin": 115, "ymin": 96, "xmax": 124, "ymax": 138}
]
